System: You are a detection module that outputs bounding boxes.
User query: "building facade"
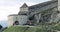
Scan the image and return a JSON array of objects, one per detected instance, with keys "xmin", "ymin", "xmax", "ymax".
[{"xmin": 8, "ymin": 0, "xmax": 58, "ymax": 27}]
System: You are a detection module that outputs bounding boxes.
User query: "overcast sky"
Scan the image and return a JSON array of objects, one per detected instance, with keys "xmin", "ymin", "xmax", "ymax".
[
  {"xmin": 0, "ymin": 0, "xmax": 50, "ymax": 21},
  {"xmin": 0, "ymin": 0, "xmax": 50, "ymax": 27}
]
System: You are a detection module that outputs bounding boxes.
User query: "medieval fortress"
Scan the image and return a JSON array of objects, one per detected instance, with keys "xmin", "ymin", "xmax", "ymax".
[{"xmin": 7, "ymin": 0, "xmax": 59, "ymax": 27}]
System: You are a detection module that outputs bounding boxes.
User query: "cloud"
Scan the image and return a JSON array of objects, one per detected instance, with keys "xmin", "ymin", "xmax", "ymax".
[
  {"xmin": 0, "ymin": 0, "xmax": 50, "ymax": 6},
  {"xmin": 0, "ymin": 0, "xmax": 50, "ymax": 27},
  {"xmin": 0, "ymin": 6, "xmax": 19, "ymax": 20},
  {"xmin": 0, "ymin": 0, "xmax": 50, "ymax": 20}
]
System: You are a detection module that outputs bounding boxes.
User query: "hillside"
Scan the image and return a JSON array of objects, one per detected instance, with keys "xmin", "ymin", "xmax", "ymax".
[
  {"xmin": 3, "ymin": 22, "xmax": 60, "ymax": 32},
  {"xmin": 3, "ymin": 26, "xmax": 41, "ymax": 32},
  {"xmin": 3, "ymin": 26, "xmax": 51, "ymax": 32}
]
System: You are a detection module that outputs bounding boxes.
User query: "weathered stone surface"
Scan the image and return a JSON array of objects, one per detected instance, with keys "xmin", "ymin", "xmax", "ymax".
[{"xmin": 8, "ymin": 0, "xmax": 58, "ymax": 27}]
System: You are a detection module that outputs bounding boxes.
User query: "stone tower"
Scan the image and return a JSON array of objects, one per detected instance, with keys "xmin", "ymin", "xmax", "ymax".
[
  {"xmin": 18, "ymin": 3, "xmax": 29, "ymax": 15},
  {"xmin": 8, "ymin": 3, "xmax": 29, "ymax": 27}
]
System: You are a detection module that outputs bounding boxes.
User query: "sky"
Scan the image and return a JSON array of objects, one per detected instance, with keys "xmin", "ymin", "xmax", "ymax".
[{"xmin": 0, "ymin": 0, "xmax": 50, "ymax": 27}]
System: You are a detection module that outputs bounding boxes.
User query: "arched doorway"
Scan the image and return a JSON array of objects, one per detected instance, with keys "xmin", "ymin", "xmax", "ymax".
[
  {"xmin": 27, "ymin": 15, "xmax": 35, "ymax": 25},
  {"xmin": 13, "ymin": 21, "xmax": 19, "ymax": 25}
]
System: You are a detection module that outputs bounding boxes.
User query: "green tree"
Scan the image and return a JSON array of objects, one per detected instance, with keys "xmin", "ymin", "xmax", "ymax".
[{"xmin": 0, "ymin": 25, "xmax": 2, "ymax": 29}]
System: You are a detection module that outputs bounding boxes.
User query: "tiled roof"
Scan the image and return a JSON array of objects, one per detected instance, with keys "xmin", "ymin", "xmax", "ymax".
[
  {"xmin": 20, "ymin": 3, "xmax": 28, "ymax": 8},
  {"xmin": 8, "ymin": 14, "xmax": 18, "ymax": 16},
  {"xmin": 29, "ymin": 0, "xmax": 57, "ymax": 9},
  {"xmin": 18, "ymin": 0, "xmax": 57, "ymax": 15}
]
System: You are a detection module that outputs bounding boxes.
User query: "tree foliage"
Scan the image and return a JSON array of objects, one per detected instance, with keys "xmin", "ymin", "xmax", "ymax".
[{"xmin": 0, "ymin": 25, "xmax": 2, "ymax": 29}]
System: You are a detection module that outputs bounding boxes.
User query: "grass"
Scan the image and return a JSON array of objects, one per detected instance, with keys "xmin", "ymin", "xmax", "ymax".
[
  {"xmin": 3, "ymin": 22, "xmax": 60, "ymax": 32},
  {"xmin": 3, "ymin": 26, "xmax": 55, "ymax": 32}
]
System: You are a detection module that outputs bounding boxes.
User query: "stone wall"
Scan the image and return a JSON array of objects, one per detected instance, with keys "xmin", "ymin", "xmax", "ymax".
[
  {"xmin": 58, "ymin": 0, "xmax": 60, "ymax": 11},
  {"xmin": 8, "ymin": 15, "xmax": 28, "ymax": 27}
]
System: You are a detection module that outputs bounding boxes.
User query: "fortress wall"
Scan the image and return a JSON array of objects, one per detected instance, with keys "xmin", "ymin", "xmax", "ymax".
[
  {"xmin": 17, "ymin": 15, "xmax": 28, "ymax": 25},
  {"xmin": 8, "ymin": 15, "xmax": 28, "ymax": 27},
  {"xmin": 8, "ymin": 16, "xmax": 16, "ymax": 27},
  {"xmin": 58, "ymin": 0, "xmax": 60, "ymax": 11}
]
